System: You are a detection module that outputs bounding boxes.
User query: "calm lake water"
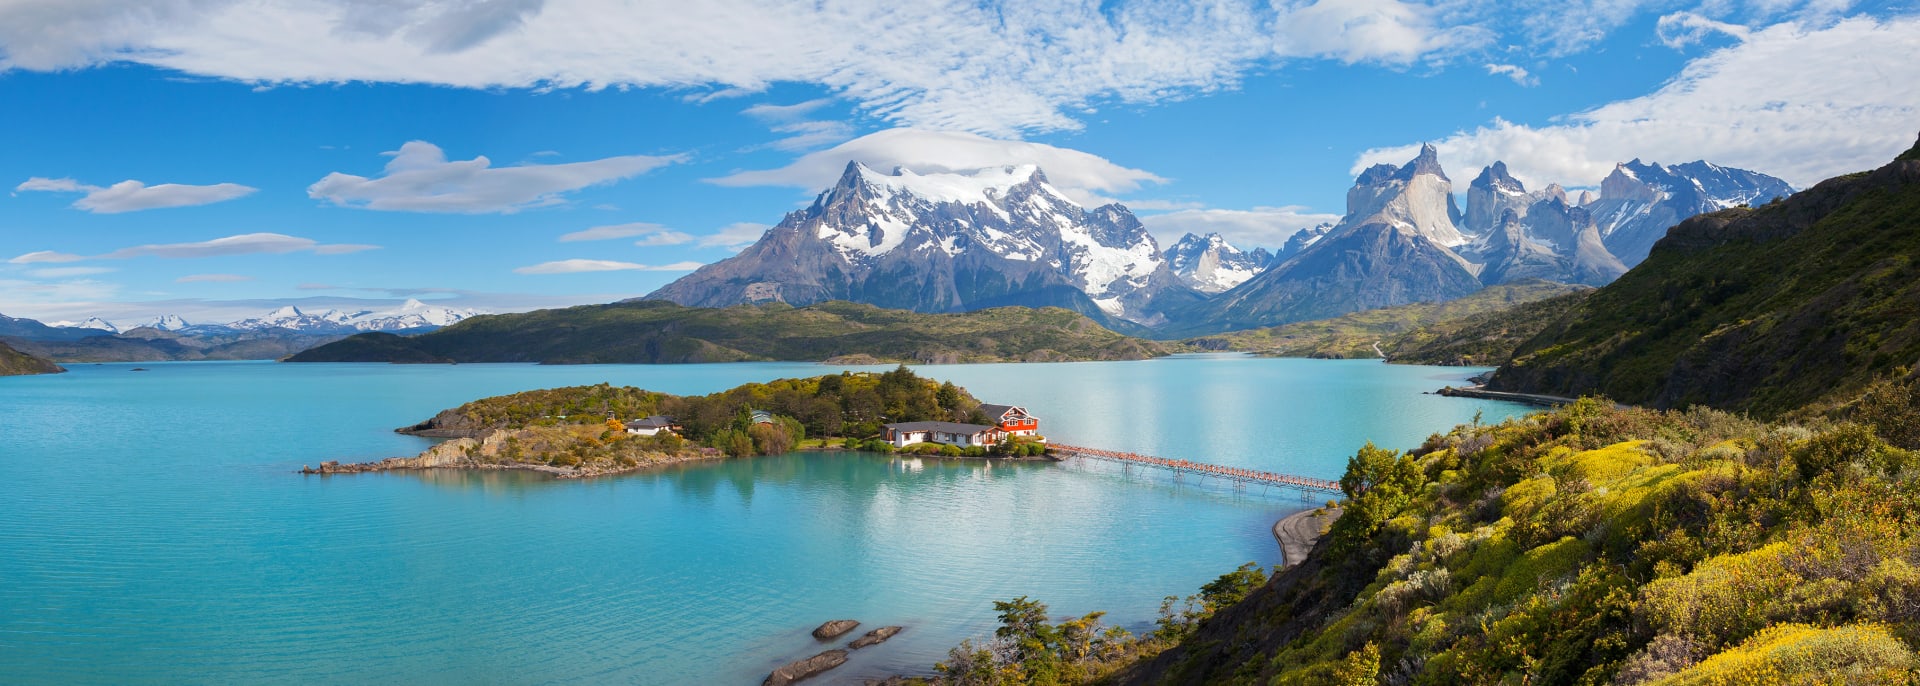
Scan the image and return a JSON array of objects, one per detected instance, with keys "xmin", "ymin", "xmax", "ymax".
[{"xmin": 0, "ymin": 355, "xmax": 1529, "ymax": 684}]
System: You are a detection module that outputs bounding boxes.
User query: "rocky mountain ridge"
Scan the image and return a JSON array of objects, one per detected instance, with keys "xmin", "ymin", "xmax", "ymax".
[{"xmin": 645, "ymin": 162, "xmax": 1193, "ymax": 328}]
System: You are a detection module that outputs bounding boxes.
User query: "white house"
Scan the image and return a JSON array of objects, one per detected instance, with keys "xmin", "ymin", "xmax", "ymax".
[
  {"xmin": 882, "ymin": 421, "xmax": 1004, "ymax": 448},
  {"xmin": 624, "ymin": 415, "xmax": 681, "ymax": 436}
]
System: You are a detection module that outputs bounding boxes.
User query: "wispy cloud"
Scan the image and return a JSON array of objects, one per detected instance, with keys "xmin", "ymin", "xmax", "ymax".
[
  {"xmin": 308, "ymin": 140, "xmax": 684, "ymax": 213},
  {"xmin": 697, "ymin": 223, "xmax": 769, "ymax": 251},
  {"xmin": 559, "ymin": 221, "xmax": 692, "ymax": 245},
  {"xmin": 1484, "ymin": 63, "xmax": 1538, "ymax": 86},
  {"xmin": 514, "ymin": 259, "xmax": 704, "ymax": 274},
  {"xmin": 0, "ymin": 0, "xmax": 1494, "ymax": 136},
  {"xmin": 1354, "ymin": 14, "xmax": 1920, "ymax": 191},
  {"xmin": 713, "ymin": 129, "xmax": 1164, "ymax": 206},
  {"xmin": 176, "ymin": 273, "xmax": 255, "ymax": 283},
  {"xmin": 9, "ymin": 233, "xmax": 379, "ymax": 264},
  {"xmin": 16, "ymin": 177, "xmax": 255, "ymax": 213},
  {"xmin": 27, "ymin": 266, "xmax": 116, "ymax": 278}
]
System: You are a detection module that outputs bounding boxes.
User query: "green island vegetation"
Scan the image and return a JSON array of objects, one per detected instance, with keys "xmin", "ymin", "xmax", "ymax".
[
  {"xmin": 1185, "ymin": 280, "xmax": 1589, "ymax": 362},
  {"xmin": 287, "ymin": 300, "xmax": 1170, "ymax": 365},
  {"xmin": 396, "ymin": 366, "xmax": 1046, "ymax": 475},
  {"xmin": 1490, "ymin": 136, "xmax": 1920, "ymax": 415},
  {"xmin": 0, "ymin": 340, "xmax": 64, "ymax": 376}
]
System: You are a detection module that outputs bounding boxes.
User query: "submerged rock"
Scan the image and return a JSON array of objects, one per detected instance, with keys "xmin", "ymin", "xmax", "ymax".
[
  {"xmin": 848, "ymin": 626, "xmax": 903, "ymax": 650},
  {"xmin": 764, "ymin": 649, "xmax": 848, "ymax": 686},
  {"xmin": 811, "ymin": 619, "xmax": 859, "ymax": 640}
]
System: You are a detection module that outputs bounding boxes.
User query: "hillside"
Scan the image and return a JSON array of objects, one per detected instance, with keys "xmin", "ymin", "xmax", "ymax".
[
  {"xmin": 1386, "ymin": 289, "xmax": 1593, "ymax": 366},
  {"xmin": 917, "ymin": 391, "xmax": 1920, "ymax": 684},
  {"xmin": 1188, "ymin": 280, "xmax": 1588, "ymax": 360},
  {"xmin": 0, "ymin": 340, "xmax": 64, "ymax": 376},
  {"xmin": 1489, "ymin": 135, "xmax": 1920, "ymax": 417},
  {"xmin": 287, "ymin": 300, "xmax": 1170, "ymax": 364},
  {"xmin": 1105, "ymin": 398, "xmax": 1920, "ymax": 685}
]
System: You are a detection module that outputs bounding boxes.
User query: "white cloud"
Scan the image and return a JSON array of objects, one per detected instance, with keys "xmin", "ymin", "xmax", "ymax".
[
  {"xmin": 28, "ymin": 266, "xmax": 116, "ymax": 278},
  {"xmin": 176, "ymin": 273, "xmax": 254, "ymax": 282},
  {"xmin": 9, "ymin": 250, "xmax": 86, "ymax": 264},
  {"xmin": 1484, "ymin": 63, "xmax": 1538, "ymax": 86},
  {"xmin": 308, "ymin": 140, "xmax": 683, "ymax": 213},
  {"xmin": 16, "ymin": 176, "xmax": 255, "ymax": 213},
  {"xmin": 1656, "ymin": 11, "xmax": 1754, "ymax": 48},
  {"xmin": 0, "ymin": 278, "xmax": 121, "ymax": 305},
  {"xmin": 9, "ymin": 232, "xmax": 379, "ymax": 264},
  {"xmin": 558, "ymin": 221, "xmax": 690, "ymax": 244},
  {"xmin": 1140, "ymin": 206, "xmax": 1341, "ymax": 250},
  {"xmin": 742, "ymin": 99, "xmax": 832, "ymax": 122},
  {"xmin": 696, "ymin": 222, "xmax": 770, "ymax": 251},
  {"xmin": 0, "ymin": 0, "xmax": 1500, "ymax": 136},
  {"xmin": 1354, "ymin": 15, "xmax": 1920, "ymax": 191},
  {"xmin": 1274, "ymin": 0, "xmax": 1487, "ymax": 64},
  {"xmin": 713, "ymin": 128, "xmax": 1164, "ymax": 206},
  {"xmin": 514, "ymin": 259, "xmax": 704, "ymax": 274}
]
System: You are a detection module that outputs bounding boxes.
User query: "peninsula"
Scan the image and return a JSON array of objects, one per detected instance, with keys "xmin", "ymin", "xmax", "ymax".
[
  {"xmin": 286, "ymin": 300, "xmax": 1170, "ymax": 365},
  {"xmin": 0, "ymin": 340, "xmax": 64, "ymax": 376}
]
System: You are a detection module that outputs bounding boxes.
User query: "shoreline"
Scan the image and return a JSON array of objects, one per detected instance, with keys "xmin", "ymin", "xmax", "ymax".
[
  {"xmin": 1272, "ymin": 506, "xmax": 1342, "ymax": 567},
  {"xmin": 1433, "ymin": 385, "xmax": 1576, "ymax": 407}
]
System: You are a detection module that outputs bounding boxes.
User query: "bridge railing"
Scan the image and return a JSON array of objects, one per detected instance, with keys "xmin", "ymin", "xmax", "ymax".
[{"xmin": 1048, "ymin": 443, "xmax": 1344, "ymax": 495}]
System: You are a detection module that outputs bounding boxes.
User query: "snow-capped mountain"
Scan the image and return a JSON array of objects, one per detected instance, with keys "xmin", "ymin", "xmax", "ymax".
[
  {"xmin": 1189, "ymin": 146, "xmax": 1486, "ymax": 332},
  {"xmin": 1586, "ymin": 159, "xmax": 1794, "ymax": 265},
  {"xmin": 645, "ymin": 161, "xmax": 1187, "ymax": 326},
  {"xmin": 1164, "ymin": 233, "xmax": 1271, "ymax": 293},
  {"xmin": 48, "ymin": 317, "xmax": 120, "ymax": 334},
  {"xmin": 142, "ymin": 315, "xmax": 192, "ymax": 331},
  {"xmin": 223, "ymin": 301, "xmax": 484, "ymax": 333},
  {"xmin": 1459, "ymin": 165, "xmax": 1626, "ymax": 287},
  {"xmin": 1344, "ymin": 143, "xmax": 1471, "ymax": 247},
  {"xmin": 1274, "ymin": 222, "xmax": 1332, "ymax": 265}
]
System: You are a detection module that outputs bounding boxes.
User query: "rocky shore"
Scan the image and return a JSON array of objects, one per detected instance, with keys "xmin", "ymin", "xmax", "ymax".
[
  {"xmin": 1272, "ymin": 506, "xmax": 1342, "ymax": 567},
  {"xmin": 300, "ymin": 429, "xmax": 724, "ymax": 479}
]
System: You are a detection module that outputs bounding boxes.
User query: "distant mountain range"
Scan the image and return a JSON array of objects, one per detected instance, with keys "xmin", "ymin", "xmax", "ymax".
[
  {"xmin": 1487, "ymin": 134, "xmax": 1920, "ymax": 417},
  {"xmin": 0, "ymin": 300, "xmax": 487, "ymax": 362},
  {"xmin": 642, "ymin": 149, "xmax": 1791, "ymax": 334},
  {"xmin": 644, "ymin": 162, "xmax": 1197, "ymax": 330},
  {"xmin": 289, "ymin": 300, "xmax": 1170, "ymax": 365}
]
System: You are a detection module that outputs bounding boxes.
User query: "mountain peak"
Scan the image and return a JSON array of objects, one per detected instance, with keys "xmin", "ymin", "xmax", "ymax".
[
  {"xmin": 1165, "ymin": 232, "xmax": 1265, "ymax": 294},
  {"xmin": 1401, "ymin": 143, "xmax": 1448, "ymax": 182}
]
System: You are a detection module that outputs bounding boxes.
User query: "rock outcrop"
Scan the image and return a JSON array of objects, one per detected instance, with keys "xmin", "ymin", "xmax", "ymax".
[
  {"xmin": 811, "ymin": 619, "xmax": 860, "ymax": 640},
  {"xmin": 847, "ymin": 626, "xmax": 903, "ymax": 649},
  {"xmin": 764, "ymin": 650, "xmax": 848, "ymax": 686}
]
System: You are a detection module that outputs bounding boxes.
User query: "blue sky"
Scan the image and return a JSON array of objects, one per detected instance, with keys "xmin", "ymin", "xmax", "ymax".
[{"xmin": 1, "ymin": 0, "xmax": 1916, "ymax": 326}]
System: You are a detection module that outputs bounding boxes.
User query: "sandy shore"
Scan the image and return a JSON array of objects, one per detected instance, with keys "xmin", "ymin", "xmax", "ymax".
[{"xmin": 1272, "ymin": 506, "xmax": 1342, "ymax": 567}]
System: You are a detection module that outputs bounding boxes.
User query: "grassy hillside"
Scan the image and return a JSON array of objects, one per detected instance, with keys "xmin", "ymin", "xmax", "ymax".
[
  {"xmin": 1109, "ymin": 397, "xmax": 1920, "ymax": 685},
  {"xmin": 1188, "ymin": 280, "xmax": 1589, "ymax": 360},
  {"xmin": 919, "ymin": 387, "xmax": 1920, "ymax": 684},
  {"xmin": 1490, "ymin": 137, "xmax": 1920, "ymax": 417},
  {"xmin": 1387, "ymin": 290, "xmax": 1593, "ymax": 366},
  {"xmin": 0, "ymin": 340, "xmax": 64, "ymax": 376},
  {"xmin": 288, "ymin": 300, "xmax": 1170, "ymax": 364}
]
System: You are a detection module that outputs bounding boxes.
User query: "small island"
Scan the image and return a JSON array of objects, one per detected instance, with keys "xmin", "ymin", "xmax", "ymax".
[{"xmin": 303, "ymin": 366, "xmax": 1048, "ymax": 478}]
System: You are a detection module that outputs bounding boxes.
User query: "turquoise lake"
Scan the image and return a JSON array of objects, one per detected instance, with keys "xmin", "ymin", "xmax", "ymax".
[{"xmin": 0, "ymin": 355, "xmax": 1530, "ymax": 684}]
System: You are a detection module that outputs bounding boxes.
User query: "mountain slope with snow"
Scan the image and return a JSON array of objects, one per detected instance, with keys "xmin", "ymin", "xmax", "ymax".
[
  {"xmin": 1164, "ymin": 233, "xmax": 1271, "ymax": 293},
  {"xmin": 645, "ymin": 162, "xmax": 1189, "ymax": 327},
  {"xmin": 1587, "ymin": 159, "xmax": 1794, "ymax": 265}
]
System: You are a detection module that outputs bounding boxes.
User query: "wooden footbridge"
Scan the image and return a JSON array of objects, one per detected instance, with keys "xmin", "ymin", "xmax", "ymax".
[{"xmin": 1047, "ymin": 443, "xmax": 1344, "ymax": 495}]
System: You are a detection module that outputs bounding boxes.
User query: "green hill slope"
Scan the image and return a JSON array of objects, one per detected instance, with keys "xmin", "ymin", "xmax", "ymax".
[
  {"xmin": 1110, "ymin": 399, "xmax": 1920, "ymax": 685},
  {"xmin": 0, "ymin": 340, "xmax": 64, "ymax": 376},
  {"xmin": 287, "ymin": 300, "xmax": 1169, "ymax": 364},
  {"xmin": 1386, "ymin": 289, "xmax": 1593, "ymax": 366},
  {"xmin": 1487, "ymin": 136, "xmax": 1920, "ymax": 417},
  {"xmin": 1188, "ymin": 280, "xmax": 1589, "ymax": 360}
]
